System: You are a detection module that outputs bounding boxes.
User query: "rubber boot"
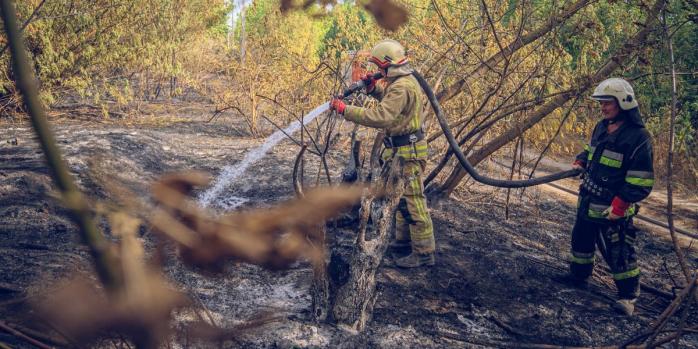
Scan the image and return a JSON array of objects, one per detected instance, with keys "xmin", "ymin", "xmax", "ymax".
[
  {"xmin": 614, "ymin": 298, "xmax": 637, "ymax": 316},
  {"xmin": 395, "ymin": 252, "xmax": 435, "ymax": 268}
]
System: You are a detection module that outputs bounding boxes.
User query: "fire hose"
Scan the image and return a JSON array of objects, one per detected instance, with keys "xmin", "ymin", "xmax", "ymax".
[{"xmin": 342, "ymin": 71, "xmax": 582, "ymax": 188}]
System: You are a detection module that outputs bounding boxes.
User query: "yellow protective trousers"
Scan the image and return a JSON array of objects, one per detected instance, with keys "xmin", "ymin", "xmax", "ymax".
[{"xmin": 393, "ymin": 159, "xmax": 435, "ymax": 254}]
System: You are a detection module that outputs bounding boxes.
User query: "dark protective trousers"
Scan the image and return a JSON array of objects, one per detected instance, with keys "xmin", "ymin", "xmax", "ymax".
[{"xmin": 569, "ymin": 216, "xmax": 640, "ymax": 299}]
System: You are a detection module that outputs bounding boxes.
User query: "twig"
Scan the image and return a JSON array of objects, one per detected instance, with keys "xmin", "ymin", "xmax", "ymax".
[
  {"xmin": 254, "ymin": 94, "xmax": 323, "ymax": 156},
  {"xmin": 0, "ymin": 321, "xmax": 53, "ymax": 349},
  {"xmin": 207, "ymin": 105, "xmax": 246, "ymax": 123},
  {"xmin": 257, "ymin": 114, "xmax": 305, "ymax": 150},
  {"xmin": 39, "ymin": 319, "xmax": 80, "ymax": 348},
  {"xmin": 190, "ymin": 292, "xmax": 218, "ymax": 328},
  {"xmin": 490, "ymin": 315, "xmax": 530, "ymax": 338},
  {"xmin": 292, "ymin": 145, "xmax": 308, "ymax": 197},
  {"xmin": 662, "ymin": 258, "xmax": 681, "ymax": 291},
  {"xmin": 662, "ymin": 5, "xmax": 692, "ymax": 283},
  {"xmin": 644, "ymin": 274, "xmax": 698, "ymax": 346},
  {"xmin": 671, "ymin": 286, "xmax": 694, "ymax": 349},
  {"xmin": 480, "ymin": 0, "xmax": 509, "ymax": 66},
  {"xmin": 504, "ymin": 138, "xmax": 521, "ymax": 220},
  {"xmin": 2, "ymin": 322, "xmax": 68, "ymax": 347},
  {"xmin": 621, "ymin": 327, "xmax": 698, "ymax": 347},
  {"xmin": 424, "ymin": 327, "xmax": 628, "ymax": 348}
]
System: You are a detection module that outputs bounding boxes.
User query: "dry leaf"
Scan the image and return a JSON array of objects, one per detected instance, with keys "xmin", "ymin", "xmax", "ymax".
[
  {"xmin": 36, "ymin": 209, "xmax": 188, "ymax": 347},
  {"xmin": 363, "ymin": 0, "xmax": 408, "ymax": 31},
  {"xmin": 150, "ymin": 172, "xmax": 365, "ymax": 272},
  {"xmin": 37, "ymin": 275, "xmax": 189, "ymax": 347},
  {"xmin": 279, "ymin": 0, "xmax": 336, "ymax": 12},
  {"xmin": 36, "ymin": 204, "xmax": 283, "ymax": 347}
]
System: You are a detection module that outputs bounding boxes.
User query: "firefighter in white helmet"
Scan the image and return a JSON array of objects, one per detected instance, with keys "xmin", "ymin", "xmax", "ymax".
[
  {"xmin": 330, "ymin": 39, "xmax": 436, "ymax": 268},
  {"xmin": 565, "ymin": 78, "xmax": 654, "ymax": 315}
]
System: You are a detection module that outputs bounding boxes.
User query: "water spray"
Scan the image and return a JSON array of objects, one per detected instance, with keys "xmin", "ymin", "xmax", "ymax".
[{"xmin": 199, "ymin": 102, "xmax": 330, "ymax": 209}]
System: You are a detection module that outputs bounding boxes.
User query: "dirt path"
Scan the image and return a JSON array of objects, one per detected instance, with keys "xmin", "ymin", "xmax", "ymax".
[{"xmin": 1, "ymin": 116, "xmax": 696, "ymax": 348}]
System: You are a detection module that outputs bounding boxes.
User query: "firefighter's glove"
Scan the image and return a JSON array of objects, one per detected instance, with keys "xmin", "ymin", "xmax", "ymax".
[
  {"xmin": 572, "ymin": 160, "xmax": 585, "ymax": 171},
  {"xmin": 361, "ymin": 73, "xmax": 378, "ymax": 93},
  {"xmin": 329, "ymin": 98, "xmax": 346, "ymax": 115},
  {"xmin": 604, "ymin": 196, "xmax": 630, "ymax": 221}
]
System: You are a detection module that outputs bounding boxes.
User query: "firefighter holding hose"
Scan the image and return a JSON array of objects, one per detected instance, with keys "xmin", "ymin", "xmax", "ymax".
[
  {"xmin": 329, "ymin": 39, "xmax": 436, "ymax": 268},
  {"xmin": 566, "ymin": 78, "xmax": 654, "ymax": 315}
]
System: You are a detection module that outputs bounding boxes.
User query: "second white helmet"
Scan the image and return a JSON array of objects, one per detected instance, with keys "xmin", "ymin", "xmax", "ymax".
[{"xmin": 591, "ymin": 78, "xmax": 638, "ymax": 110}]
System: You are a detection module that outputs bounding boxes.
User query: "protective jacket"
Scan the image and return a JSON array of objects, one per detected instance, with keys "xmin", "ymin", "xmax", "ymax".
[
  {"xmin": 343, "ymin": 66, "xmax": 427, "ymax": 161},
  {"xmin": 575, "ymin": 108, "xmax": 654, "ymax": 221}
]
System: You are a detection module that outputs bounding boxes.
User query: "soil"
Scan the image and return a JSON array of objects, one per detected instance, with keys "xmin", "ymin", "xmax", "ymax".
[{"xmin": 1, "ymin": 104, "xmax": 697, "ymax": 348}]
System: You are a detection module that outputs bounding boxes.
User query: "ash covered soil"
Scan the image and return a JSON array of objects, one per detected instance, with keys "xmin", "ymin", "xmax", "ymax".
[{"xmin": 1, "ymin": 112, "xmax": 697, "ymax": 348}]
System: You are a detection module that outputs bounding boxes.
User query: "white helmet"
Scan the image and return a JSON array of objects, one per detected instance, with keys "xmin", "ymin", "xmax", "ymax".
[
  {"xmin": 591, "ymin": 78, "xmax": 638, "ymax": 110},
  {"xmin": 369, "ymin": 39, "xmax": 408, "ymax": 69}
]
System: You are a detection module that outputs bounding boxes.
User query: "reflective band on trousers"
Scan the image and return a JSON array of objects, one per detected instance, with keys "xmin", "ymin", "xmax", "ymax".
[
  {"xmin": 408, "ymin": 171, "xmax": 432, "ymax": 241},
  {"xmin": 570, "ymin": 251, "xmax": 595, "ymax": 264},
  {"xmin": 626, "ymin": 170, "xmax": 654, "ymax": 187},
  {"xmin": 588, "ymin": 202, "xmax": 636, "ymax": 219},
  {"xmin": 383, "ymin": 143, "xmax": 428, "ymax": 160},
  {"xmin": 588, "ymin": 203, "xmax": 608, "ymax": 218},
  {"xmin": 613, "ymin": 268, "xmax": 640, "ymax": 280}
]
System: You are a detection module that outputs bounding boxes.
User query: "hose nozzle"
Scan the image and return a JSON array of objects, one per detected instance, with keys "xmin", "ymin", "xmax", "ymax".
[{"xmin": 341, "ymin": 72, "xmax": 384, "ymax": 98}]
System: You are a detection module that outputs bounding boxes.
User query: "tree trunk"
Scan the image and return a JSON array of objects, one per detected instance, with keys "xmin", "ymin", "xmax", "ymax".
[
  {"xmin": 431, "ymin": 0, "xmax": 667, "ymax": 198},
  {"xmin": 313, "ymin": 158, "xmax": 405, "ymax": 331}
]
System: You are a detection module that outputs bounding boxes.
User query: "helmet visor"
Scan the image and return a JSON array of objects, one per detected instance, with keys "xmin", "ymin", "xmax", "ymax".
[
  {"xmin": 590, "ymin": 95, "xmax": 616, "ymax": 102},
  {"xmin": 370, "ymin": 56, "xmax": 408, "ymax": 69},
  {"xmin": 370, "ymin": 56, "xmax": 391, "ymax": 69}
]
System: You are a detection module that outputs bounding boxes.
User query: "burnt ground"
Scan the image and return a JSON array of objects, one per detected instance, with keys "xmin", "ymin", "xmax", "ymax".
[{"xmin": 1, "ymin": 108, "xmax": 697, "ymax": 348}]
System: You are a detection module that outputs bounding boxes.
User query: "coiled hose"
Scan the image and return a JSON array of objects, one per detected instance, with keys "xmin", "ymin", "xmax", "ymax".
[{"xmin": 411, "ymin": 70, "xmax": 582, "ymax": 188}]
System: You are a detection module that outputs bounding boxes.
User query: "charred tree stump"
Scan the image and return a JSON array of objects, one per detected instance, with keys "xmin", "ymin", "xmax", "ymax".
[{"xmin": 313, "ymin": 157, "xmax": 405, "ymax": 331}]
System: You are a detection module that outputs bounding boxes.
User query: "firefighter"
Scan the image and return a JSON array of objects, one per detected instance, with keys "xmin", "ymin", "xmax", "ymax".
[
  {"xmin": 568, "ymin": 78, "xmax": 654, "ymax": 315},
  {"xmin": 329, "ymin": 39, "xmax": 435, "ymax": 268}
]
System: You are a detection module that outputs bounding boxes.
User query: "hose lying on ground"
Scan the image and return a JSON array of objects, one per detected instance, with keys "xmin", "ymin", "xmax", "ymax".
[{"xmin": 411, "ymin": 70, "xmax": 583, "ymax": 188}]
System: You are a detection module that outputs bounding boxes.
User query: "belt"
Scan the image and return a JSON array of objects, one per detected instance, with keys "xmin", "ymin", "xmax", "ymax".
[
  {"xmin": 580, "ymin": 175, "xmax": 614, "ymax": 202},
  {"xmin": 383, "ymin": 130, "xmax": 424, "ymax": 148}
]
